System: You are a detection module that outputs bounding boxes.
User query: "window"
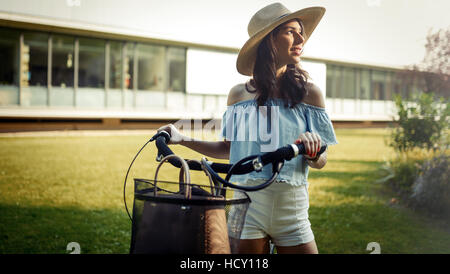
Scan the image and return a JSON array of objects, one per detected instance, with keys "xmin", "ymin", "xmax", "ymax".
[
  {"xmin": 326, "ymin": 63, "xmax": 404, "ymax": 101},
  {"xmin": 384, "ymin": 72, "xmax": 394, "ymax": 100},
  {"xmin": 326, "ymin": 65, "xmax": 334, "ymax": 98},
  {"xmin": 0, "ymin": 28, "xmax": 19, "ymax": 86},
  {"xmin": 342, "ymin": 67, "xmax": 356, "ymax": 99},
  {"xmin": 392, "ymin": 78, "xmax": 402, "ymax": 97},
  {"xmin": 124, "ymin": 42, "xmax": 135, "ymax": 90},
  {"xmin": 167, "ymin": 47, "xmax": 186, "ymax": 92},
  {"xmin": 52, "ymin": 35, "xmax": 74, "ymax": 87},
  {"xmin": 411, "ymin": 78, "xmax": 423, "ymax": 95},
  {"xmin": 109, "ymin": 41, "xmax": 122, "ymax": 89},
  {"xmin": 402, "ymin": 83, "xmax": 411, "ymax": 99},
  {"xmin": 137, "ymin": 43, "xmax": 165, "ymax": 91},
  {"xmin": 23, "ymin": 32, "xmax": 48, "ymax": 87},
  {"xmin": 333, "ymin": 66, "xmax": 343, "ymax": 98},
  {"xmin": 371, "ymin": 70, "xmax": 386, "ymax": 100},
  {"xmin": 326, "ymin": 64, "xmax": 339, "ymax": 98},
  {"xmin": 78, "ymin": 38, "xmax": 105, "ymax": 88},
  {"xmin": 360, "ymin": 69, "xmax": 371, "ymax": 100}
]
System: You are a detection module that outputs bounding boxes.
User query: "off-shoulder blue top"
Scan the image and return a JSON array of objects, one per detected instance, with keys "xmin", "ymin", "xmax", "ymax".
[{"xmin": 220, "ymin": 98, "xmax": 338, "ymax": 186}]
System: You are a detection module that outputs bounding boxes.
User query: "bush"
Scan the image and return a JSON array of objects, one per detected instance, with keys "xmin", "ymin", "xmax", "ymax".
[
  {"xmin": 410, "ymin": 154, "xmax": 450, "ymax": 217},
  {"xmin": 382, "ymin": 92, "xmax": 449, "ymax": 219},
  {"xmin": 390, "ymin": 92, "xmax": 449, "ymax": 152},
  {"xmin": 379, "ymin": 152, "xmax": 425, "ymax": 197}
]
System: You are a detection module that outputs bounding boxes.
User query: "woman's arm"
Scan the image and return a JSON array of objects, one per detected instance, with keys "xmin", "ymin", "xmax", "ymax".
[
  {"xmin": 156, "ymin": 124, "xmax": 230, "ymax": 159},
  {"xmin": 298, "ymin": 82, "xmax": 328, "ymax": 169},
  {"xmin": 180, "ymin": 138, "xmax": 230, "ymax": 159}
]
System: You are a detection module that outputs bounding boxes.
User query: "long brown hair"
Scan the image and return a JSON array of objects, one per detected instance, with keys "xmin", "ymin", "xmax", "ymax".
[{"xmin": 247, "ymin": 19, "xmax": 309, "ymax": 108}]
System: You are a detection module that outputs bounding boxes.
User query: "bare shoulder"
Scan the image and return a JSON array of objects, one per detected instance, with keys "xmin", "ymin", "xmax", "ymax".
[
  {"xmin": 302, "ymin": 82, "xmax": 325, "ymax": 108},
  {"xmin": 227, "ymin": 82, "xmax": 256, "ymax": 106}
]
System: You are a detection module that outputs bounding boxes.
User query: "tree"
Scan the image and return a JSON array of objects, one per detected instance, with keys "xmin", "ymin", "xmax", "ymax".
[
  {"xmin": 390, "ymin": 92, "xmax": 449, "ymax": 152},
  {"xmin": 396, "ymin": 28, "xmax": 450, "ymax": 98},
  {"xmin": 383, "ymin": 28, "xmax": 450, "ymax": 218}
]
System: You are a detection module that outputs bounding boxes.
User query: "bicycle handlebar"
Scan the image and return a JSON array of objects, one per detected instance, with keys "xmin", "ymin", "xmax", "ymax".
[
  {"xmin": 150, "ymin": 130, "xmax": 327, "ymax": 191},
  {"xmin": 124, "ymin": 130, "xmax": 327, "ymax": 221}
]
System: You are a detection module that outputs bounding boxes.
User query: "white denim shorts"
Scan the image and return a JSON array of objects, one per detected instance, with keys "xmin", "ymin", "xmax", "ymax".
[{"xmin": 239, "ymin": 179, "xmax": 314, "ymax": 247}]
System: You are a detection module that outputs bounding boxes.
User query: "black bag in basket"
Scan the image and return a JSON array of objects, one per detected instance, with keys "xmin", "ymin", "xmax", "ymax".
[{"xmin": 129, "ymin": 154, "xmax": 250, "ymax": 254}]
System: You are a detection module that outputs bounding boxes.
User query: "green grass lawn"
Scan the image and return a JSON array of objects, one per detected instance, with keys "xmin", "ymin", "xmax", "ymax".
[{"xmin": 0, "ymin": 129, "xmax": 449, "ymax": 254}]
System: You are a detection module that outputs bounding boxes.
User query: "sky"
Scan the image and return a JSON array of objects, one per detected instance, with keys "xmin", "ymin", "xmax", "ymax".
[
  {"xmin": 1, "ymin": 0, "xmax": 449, "ymax": 68},
  {"xmin": 136, "ymin": 0, "xmax": 450, "ymax": 68}
]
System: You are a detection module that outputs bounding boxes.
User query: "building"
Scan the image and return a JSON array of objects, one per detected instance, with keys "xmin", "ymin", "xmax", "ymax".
[{"xmin": 0, "ymin": 1, "xmax": 418, "ymax": 132}]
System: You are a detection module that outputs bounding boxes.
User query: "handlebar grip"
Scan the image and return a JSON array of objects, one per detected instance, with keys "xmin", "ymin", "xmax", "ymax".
[
  {"xmin": 151, "ymin": 130, "xmax": 171, "ymax": 143},
  {"xmin": 318, "ymin": 145, "xmax": 327, "ymax": 155},
  {"xmin": 295, "ymin": 143, "xmax": 327, "ymax": 156}
]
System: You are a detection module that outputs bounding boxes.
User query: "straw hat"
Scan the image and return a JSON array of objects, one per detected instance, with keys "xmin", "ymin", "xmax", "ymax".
[{"xmin": 236, "ymin": 3, "xmax": 326, "ymax": 76}]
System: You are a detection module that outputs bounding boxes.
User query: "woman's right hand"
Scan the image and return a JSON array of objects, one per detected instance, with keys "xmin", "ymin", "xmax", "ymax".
[{"xmin": 156, "ymin": 124, "xmax": 185, "ymax": 145}]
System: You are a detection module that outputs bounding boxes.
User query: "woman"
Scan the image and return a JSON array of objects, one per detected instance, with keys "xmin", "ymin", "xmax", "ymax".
[{"xmin": 157, "ymin": 3, "xmax": 337, "ymax": 254}]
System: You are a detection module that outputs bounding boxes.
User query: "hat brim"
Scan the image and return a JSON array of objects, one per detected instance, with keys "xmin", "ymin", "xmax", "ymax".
[{"xmin": 236, "ymin": 6, "xmax": 326, "ymax": 76}]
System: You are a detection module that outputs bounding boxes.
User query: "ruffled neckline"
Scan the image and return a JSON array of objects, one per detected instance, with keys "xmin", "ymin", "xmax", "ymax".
[{"xmin": 230, "ymin": 98, "xmax": 326, "ymax": 111}]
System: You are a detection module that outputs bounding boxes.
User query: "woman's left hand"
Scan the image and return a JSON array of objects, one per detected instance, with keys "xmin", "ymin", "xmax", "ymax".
[{"xmin": 294, "ymin": 132, "xmax": 322, "ymax": 160}]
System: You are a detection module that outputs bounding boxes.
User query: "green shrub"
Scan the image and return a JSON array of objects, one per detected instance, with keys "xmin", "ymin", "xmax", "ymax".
[
  {"xmin": 390, "ymin": 93, "xmax": 449, "ymax": 152},
  {"xmin": 381, "ymin": 92, "xmax": 449, "ymax": 221},
  {"xmin": 379, "ymin": 152, "xmax": 425, "ymax": 197},
  {"xmin": 411, "ymin": 154, "xmax": 450, "ymax": 217}
]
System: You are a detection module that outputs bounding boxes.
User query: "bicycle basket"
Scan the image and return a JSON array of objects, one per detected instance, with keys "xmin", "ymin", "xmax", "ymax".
[{"xmin": 129, "ymin": 155, "xmax": 251, "ymax": 254}]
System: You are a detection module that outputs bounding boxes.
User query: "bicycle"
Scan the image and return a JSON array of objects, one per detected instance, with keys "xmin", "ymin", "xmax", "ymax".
[{"xmin": 124, "ymin": 130, "xmax": 327, "ymax": 254}]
